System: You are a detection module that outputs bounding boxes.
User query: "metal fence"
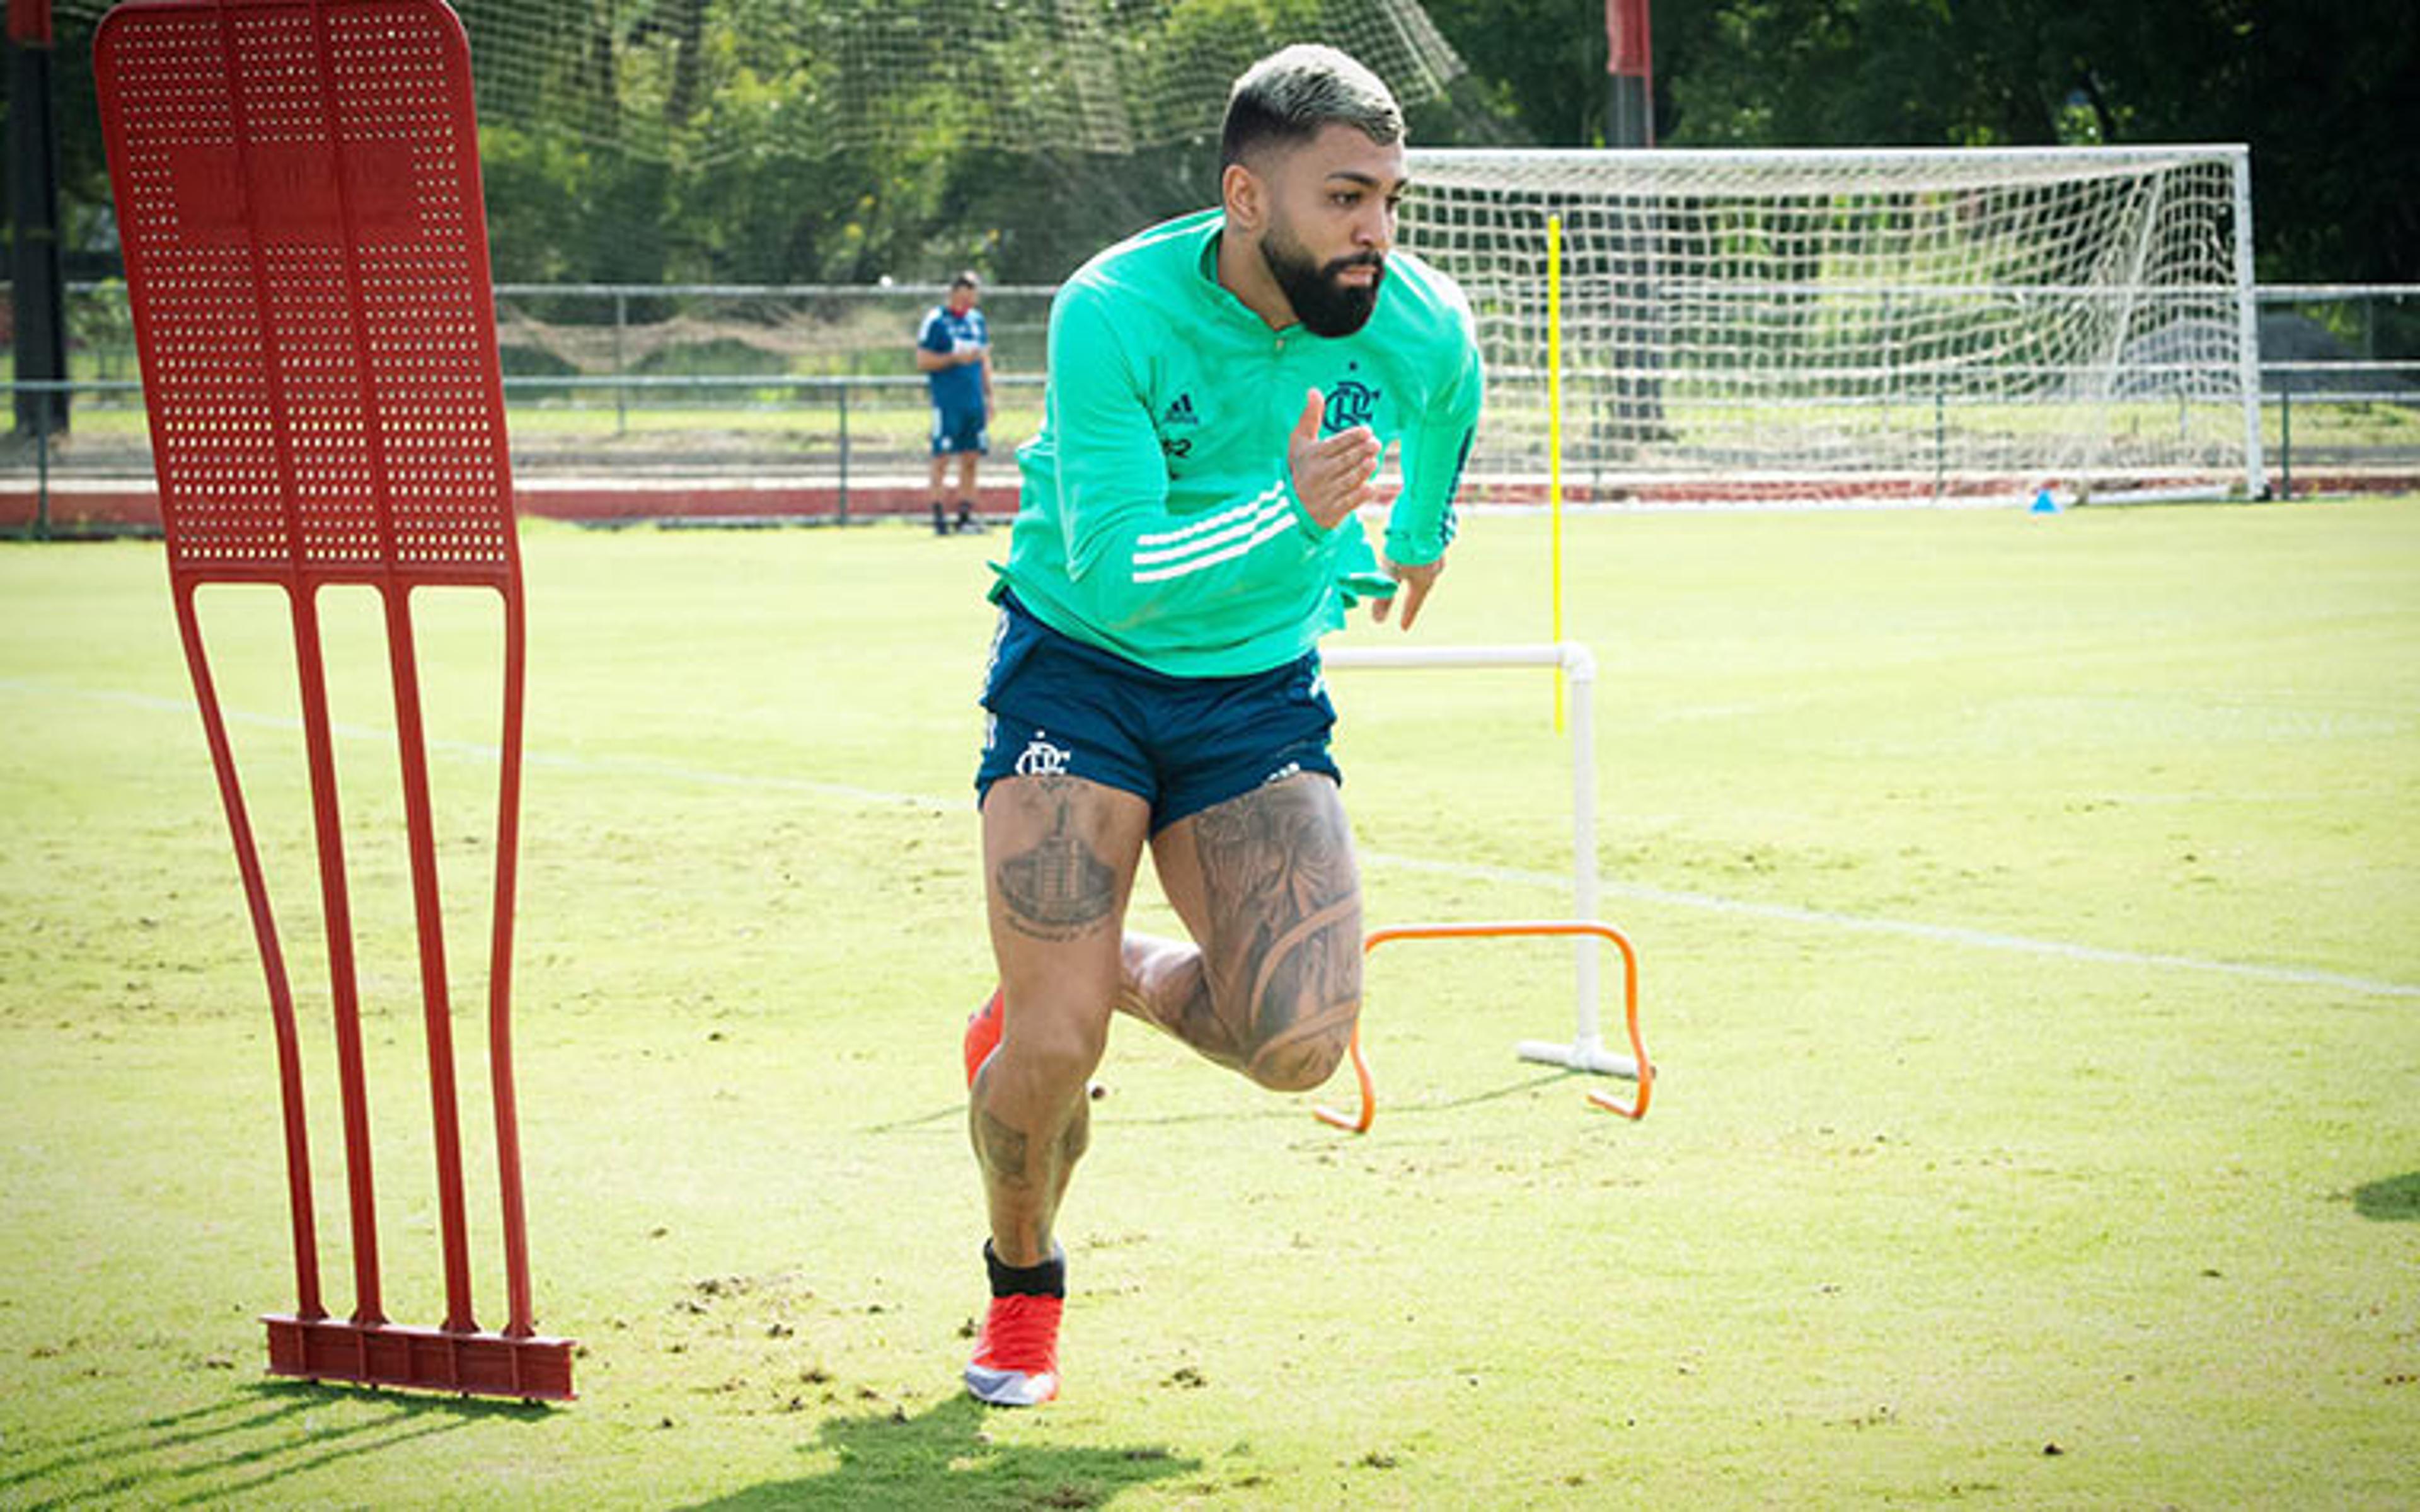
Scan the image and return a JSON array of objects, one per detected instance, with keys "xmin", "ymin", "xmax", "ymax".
[
  {"xmin": 2252, "ymin": 285, "xmax": 2420, "ymax": 496},
  {"xmin": 6, "ymin": 281, "xmax": 2414, "ymax": 532}
]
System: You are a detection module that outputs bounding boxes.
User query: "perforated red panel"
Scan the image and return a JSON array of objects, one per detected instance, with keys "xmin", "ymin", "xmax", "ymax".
[{"xmin": 97, "ymin": 0, "xmax": 517, "ymax": 587}]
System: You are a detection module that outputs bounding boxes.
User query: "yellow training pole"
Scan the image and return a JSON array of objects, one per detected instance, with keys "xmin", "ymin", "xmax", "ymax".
[{"xmin": 1548, "ymin": 214, "xmax": 1566, "ymax": 732}]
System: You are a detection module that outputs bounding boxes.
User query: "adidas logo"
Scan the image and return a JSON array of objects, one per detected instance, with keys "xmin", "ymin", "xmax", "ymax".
[{"xmin": 1162, "ymin": 392, "xmax": 1200, "ymax": 427}]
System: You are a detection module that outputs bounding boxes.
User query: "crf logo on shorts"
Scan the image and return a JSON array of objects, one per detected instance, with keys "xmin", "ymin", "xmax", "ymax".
[{"xmin": 1015, "ymin": 733, "xmax": 1073, "ymax": 777}]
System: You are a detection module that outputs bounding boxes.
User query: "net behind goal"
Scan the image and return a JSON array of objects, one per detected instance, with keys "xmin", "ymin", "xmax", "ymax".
[
  {"xmin": 51, "ymin": 0, "xmax": 1463, "ymax": 163},
  {"xmin": 1402, "ymin": 146, "xmax": 2264, "ymax": 507}
]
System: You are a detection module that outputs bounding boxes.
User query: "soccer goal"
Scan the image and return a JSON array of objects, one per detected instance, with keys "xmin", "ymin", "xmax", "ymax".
[{"xmin": 1402, "ymin": 146, "xmax": 2264, "ymax": 507}]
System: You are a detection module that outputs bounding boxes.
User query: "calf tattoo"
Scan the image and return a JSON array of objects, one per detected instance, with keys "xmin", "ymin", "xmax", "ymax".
[
  {"xmin": 975, "ymin": 1108, "xmax": 1032, "ymax": 1188},
  {"xmin": 995, "ymin": 777, "xmax": 1117, "ymax": 940}
]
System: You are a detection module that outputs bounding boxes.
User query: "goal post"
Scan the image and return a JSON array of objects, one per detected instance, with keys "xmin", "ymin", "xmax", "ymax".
[{"xmin": 1402, "ymin": 144, "xmax": 2264, "ymax": 507}]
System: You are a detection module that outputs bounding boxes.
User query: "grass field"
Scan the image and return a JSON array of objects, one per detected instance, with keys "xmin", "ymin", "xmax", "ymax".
[{"xmin": 3, "ymin": 499, "xmax": 2417, "ymax": 1508}]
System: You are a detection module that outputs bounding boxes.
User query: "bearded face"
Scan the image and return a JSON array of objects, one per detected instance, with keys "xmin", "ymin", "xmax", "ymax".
[{"xmin": 1259, "ymin": 207, "xmax": 1386, "ymax": 338}]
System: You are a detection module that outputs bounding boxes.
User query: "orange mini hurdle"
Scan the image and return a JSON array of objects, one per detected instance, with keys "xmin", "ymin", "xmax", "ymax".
[
  {"xmin": 1312, "ymin": 644, "xmax": 1656, "ymax": 1134},
  {"xmin": 1316, "ymin": 920, "xmax": 1654, "ymax": 1132}
]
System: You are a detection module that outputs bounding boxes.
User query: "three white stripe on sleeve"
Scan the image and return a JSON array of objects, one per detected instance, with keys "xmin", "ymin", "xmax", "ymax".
[{"xmin": 1129, "ymin": 483, "xmax": 1296, "ymax": 584}]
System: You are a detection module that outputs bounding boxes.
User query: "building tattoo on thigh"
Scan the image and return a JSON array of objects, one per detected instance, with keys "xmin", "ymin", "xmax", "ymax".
[{"xmin": 997, "ymin": 784, "xmax": 1116, "ymax": 939}]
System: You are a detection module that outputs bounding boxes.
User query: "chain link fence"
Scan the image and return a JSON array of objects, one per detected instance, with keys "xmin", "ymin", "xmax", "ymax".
[{"xmin": 6, "ymin": 280, "xmax": 2415, "ymax": 533}]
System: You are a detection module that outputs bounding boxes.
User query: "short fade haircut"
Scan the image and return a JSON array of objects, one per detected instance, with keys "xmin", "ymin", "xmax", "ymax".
[{"xmin": 1221, "ymin": 44, "xmax": 1404, "ymax": 169}]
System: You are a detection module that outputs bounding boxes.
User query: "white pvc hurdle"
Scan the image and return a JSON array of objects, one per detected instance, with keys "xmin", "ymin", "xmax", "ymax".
[{"xmin": 1323, "ymin": 641, "xmax": 1644, "ymax": 1085}]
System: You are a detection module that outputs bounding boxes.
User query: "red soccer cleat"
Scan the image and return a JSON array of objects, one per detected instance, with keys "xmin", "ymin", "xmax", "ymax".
[
  {"xmin": 964, "ymin": 987, "xmax": 1004, "ymax": 1088},
  {"xmin": 964, "ymin": 1292, "xmax": 1063, "ymax": 1407}
]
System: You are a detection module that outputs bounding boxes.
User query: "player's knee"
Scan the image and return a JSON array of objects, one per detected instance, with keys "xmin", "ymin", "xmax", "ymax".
[
  {"xmin": 1241, "ymin": 997, "xmax": 1358, "ymax": 1092},
  {"xmin": 998, "ymin": 1002, "xmax": 1108, "ymax": 1094},
  {"xmin": 1230, "ymin": 931, "xmax": 1361, "ymax": 1091}
]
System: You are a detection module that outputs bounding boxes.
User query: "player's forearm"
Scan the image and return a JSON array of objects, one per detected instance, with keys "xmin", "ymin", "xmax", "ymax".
[
  {"xmin": 1385, "ymin": 353, "xmax": 1482, "ymax": 566},
  {"xmin": 1063, "ymin": 478, "xmax": 1334, "ymax": 631},
  {"xmin": 1383, "ymin": 423, "xmax": 1473, "ymax": 567}
]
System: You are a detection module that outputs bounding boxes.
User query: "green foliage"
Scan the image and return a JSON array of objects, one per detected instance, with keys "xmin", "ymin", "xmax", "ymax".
[
  {"xmin": 1417, "ymin": 0, "xmax": 1611, "ymax": 145},
  {"xmin": 14, "ymin": 0, "xmax": 2417, "ymax": 289},
  {"xmin": 1639, "ymin": 0, "xmax": 2418, "ymax": 282},
  {"xmin": 1414, "ymin": 0, "xmax": 2417, "ymax": 284}
]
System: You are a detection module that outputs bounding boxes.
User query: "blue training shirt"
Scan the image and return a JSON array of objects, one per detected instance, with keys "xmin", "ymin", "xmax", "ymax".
[{"xmin": 919, "ymin": 304, "xmax": 989, "ymax": 413}]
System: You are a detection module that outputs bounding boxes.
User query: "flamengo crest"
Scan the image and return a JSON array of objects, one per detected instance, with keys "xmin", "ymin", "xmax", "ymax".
[{"xmin": 1324, "ymin": 379, "xmax": 1380, "ymax": 432}]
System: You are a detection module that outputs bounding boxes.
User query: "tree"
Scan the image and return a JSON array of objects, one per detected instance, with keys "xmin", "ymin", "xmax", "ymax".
[
  {"xmin": 2103, "ymin": 0, "xmax": 2419, "ymax": 283},
  {"xmin": 10, "ymin": 0, "xmax": 2417, "ymax": 287},
  {"xmin": 1629, "ymin": 0, "xmax": 2419, "ymax": 280}
]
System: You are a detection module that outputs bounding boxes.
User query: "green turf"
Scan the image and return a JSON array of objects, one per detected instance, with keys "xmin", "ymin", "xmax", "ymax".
[{"xmin": 3, "ymin": 500, "xmax": 2416, "ymax": 1508}]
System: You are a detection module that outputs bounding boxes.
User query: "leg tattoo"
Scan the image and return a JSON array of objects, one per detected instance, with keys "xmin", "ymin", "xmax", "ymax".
[
  {"xmin": 974, "ymin": 1107, "xmax": 1032, "ymax": 1189},
  {"xmin": 1117, "ymin": 949, "xmax": 1244, "ymax": 1069},
  {"xmin": 994, "ymin": 778, "xmax": 1118, "ymax": 941},
  {"xmin": 1056, "ymin": 1102, "xmax": 1089, "ymax": 1174},
  {"xmin": 1131, "ymin": 780, "xmax": 1363, "ymax": 1089},
  {"xmin": 973, "ymin": 1083, "xmax": 1088, "ymax": 1261}
]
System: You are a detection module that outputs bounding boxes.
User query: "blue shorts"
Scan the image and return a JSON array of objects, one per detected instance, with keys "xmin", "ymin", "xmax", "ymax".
[
  {"xmin": 931, "ymin": 403, "xmax": 988, "ymax": 456},
  {"xmin": 975, "ymin": 593, "xmax": 1341, "ymax": 834}
]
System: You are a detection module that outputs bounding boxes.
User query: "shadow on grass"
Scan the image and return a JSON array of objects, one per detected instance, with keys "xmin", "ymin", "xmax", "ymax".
[
  {"xmin": 2353, "ymin": 1171, "xmax": 2420, "ymax": 1222},
  {"xmin": 1115, "ymin": 1067, "xmax": 1582, "ymax": 1130},
  {"xmin": 4, "ymin": 1379, "xmax": 538, "ymax": 1510},
  {"xmin": 683, "ymin": 1394, "xmax": 1196, "ymax": 1510},
  {"xmin": 867, "ymin": 1068, "xmax": 1580, "ymax": 1138}
]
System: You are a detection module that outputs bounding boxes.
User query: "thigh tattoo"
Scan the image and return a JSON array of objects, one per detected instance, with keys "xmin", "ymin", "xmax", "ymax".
[
  {"xmin": 1191, "ymin": 780, "xmax": 1362, "ymax": 1056},
  {"xmin": 994, "ymin": 777, "xmax": 1119, "ymax": 941}
]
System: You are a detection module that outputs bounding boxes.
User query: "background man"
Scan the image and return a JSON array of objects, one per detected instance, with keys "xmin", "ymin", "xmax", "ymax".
[
  {"xmin": 917, "ymin": 270, "xmax": 993, "ymax": 534},
  {"xmin": 956, "ymin": 43, "xmax": 1484, "ymax": 1407}
]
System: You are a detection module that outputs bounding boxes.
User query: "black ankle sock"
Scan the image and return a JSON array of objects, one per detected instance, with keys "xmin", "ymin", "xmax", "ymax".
[{"xmin": 984, "ymin": 1241, "xmax": 1066, "ymax": 1299}]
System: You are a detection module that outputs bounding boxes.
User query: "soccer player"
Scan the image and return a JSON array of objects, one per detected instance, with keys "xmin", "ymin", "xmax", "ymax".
[
  {"xmin": 917, "ymin": 270, "xmax": 994, "ymax": 535},
  {"xmin": 958, "ymin": 43, "xmax": 1482, "ymax": 1407}
]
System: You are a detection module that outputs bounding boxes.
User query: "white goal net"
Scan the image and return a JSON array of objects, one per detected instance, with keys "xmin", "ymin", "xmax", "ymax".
[
  {"xmin": 55, "ymin": 0, "xmax": 1464, "ymax": 162},
  {"xmin": 1402, "ymin": 146, "xmax": 2264, "ymax": 506}
]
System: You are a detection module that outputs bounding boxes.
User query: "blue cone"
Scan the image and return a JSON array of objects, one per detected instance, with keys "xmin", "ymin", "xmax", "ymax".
[{"xmin": 2030, "ymin": 489, "xmax": 2061, "ymax": 514}]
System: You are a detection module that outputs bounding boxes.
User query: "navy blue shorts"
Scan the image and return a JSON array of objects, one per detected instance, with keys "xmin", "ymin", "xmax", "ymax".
[
  {"xmin": 975, "ymin": 593, "xmax": 1340, "ymax": 834},
  {"xmin": 931, "ymin": 403, "xmax": 988, "ymax": 456}
]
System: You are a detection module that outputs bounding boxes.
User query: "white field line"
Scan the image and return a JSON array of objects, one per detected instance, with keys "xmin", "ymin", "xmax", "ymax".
[
  {"xmin": 13, "ymin": 675, "xmax": 2417, "ymax": 1003},
  {"xmin": 1362, "ymin": 852, "xmax": 2420, "ymax": 1002}
]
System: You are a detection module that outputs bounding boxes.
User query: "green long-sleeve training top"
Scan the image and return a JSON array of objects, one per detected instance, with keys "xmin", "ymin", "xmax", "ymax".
[{"xmin": 992, "ymin": 208, "xmax": 1484, "ymax": 677}]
